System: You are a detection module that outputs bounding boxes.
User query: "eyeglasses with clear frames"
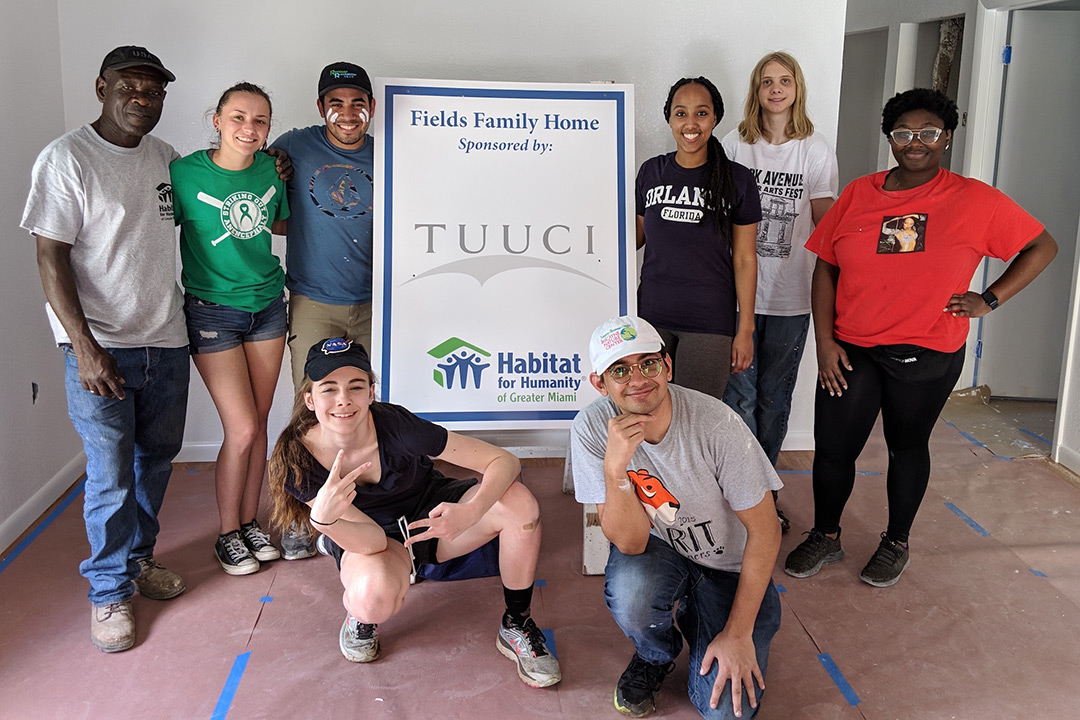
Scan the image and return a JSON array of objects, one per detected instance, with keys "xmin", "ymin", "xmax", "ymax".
[
  {"xmin": 606, "ymin": 357, "xmax": 665, "ymax": 384},
  {"xmin": 888, "ymin": 127, "xmax": 944, "ymax": 146}
]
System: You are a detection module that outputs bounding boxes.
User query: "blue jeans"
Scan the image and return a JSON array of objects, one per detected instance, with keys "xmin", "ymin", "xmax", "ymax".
[
  {"xmin": 63, "ymin": 345, "xmax": 189, "ymax": 605},
  {"xmin": 605, "ymin": 536, "xmax": 782, "ymax": 720},
  {"xmin": 723, "ymin": 314, "xmax": 810, "ymax": 466}
]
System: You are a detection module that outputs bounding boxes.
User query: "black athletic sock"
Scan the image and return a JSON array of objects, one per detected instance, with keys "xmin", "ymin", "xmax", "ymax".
[{"xmin": 502, "ymin": 585, "xmax": 534, "ymax": 626}]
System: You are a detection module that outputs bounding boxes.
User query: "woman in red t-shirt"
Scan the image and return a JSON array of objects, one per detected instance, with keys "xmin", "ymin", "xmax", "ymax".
[{"xmin": 784, "ymin": 89, "xmax": 1057, "ymax": 588}]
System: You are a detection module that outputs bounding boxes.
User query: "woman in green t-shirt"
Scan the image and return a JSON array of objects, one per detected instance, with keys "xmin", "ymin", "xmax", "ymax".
[{"xmin": 170, "ymin": 82, "xmax": 290, "ymax": 576}]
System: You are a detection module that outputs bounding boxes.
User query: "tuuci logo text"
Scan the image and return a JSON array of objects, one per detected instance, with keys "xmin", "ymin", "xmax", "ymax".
[{"xmin": 428, "ymin": 337, "xmax": 491, "ymax": 390}]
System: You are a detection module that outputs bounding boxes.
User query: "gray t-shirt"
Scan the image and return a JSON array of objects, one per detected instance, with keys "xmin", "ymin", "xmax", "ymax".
[
  {"xmin": 21, "ymin": 124, "xmax": 187, "ymax": 348},
  {"xmin": 571, "ymin": 384, "xmax": 783, "ymax": 572}
]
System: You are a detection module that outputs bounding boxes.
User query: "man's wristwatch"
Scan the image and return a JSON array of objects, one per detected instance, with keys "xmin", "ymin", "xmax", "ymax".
[{"xmin": 981, "ymin": 290, "xmax": 999, "ymax": 311}]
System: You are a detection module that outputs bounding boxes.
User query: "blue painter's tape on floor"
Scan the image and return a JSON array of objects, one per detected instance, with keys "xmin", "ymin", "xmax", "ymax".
[
  {"xmin": 1030, "ymin": 569, "xmax": 1047, "ymax": 578},
  {"xmin": 0, "ymin": 479, "xmax": 85, "ymax": 576},
  {"xmin": 260, "ymin": 596, "xmax": 273, "ymax": 603},
  {"xmin": 958, "ymin": 430, "xmax": 987, "ymax": 448},
  {"xmin": 211, "ymin": 651, "xmax": 251, "ymax": 720},
  {"xmin": 818, "ymin": 653, "xmax": 860, "ymax": 706},
  {"xmin": 1018, "ymin": 428, "xmax": 1051, "ymax": 446},
  {"xmin": 534, "ymin": 579, "xmax": 547, "ymax": 587},
  {"xmin": 944, "ymin": 502, "xmax": 990, "ymax": 537},
  {"xmin": 775, "ymin": 584, "xmax": 786, "ymax": 593},
  {"xmin": 186, "ymin": 469, "xmax": 199, "ymax": 473},
  {"xmin": 542, "ymin": 629, "xmax": 558, "ymax": 659}
]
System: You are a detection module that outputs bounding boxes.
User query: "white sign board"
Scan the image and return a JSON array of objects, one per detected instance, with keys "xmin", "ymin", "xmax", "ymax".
[{"xmin": 372, "ymin": 78, "xmax": 635, "ymax": 429}]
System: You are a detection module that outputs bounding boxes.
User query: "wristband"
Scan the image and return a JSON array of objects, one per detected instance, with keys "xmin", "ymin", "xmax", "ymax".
[
  {"xmin": 309, "ymin": 516, "xmax": 337, "ymax": 527},
  {"xmin": 980, "ymin": 289, "xmax": 999, "ymax": 311}
]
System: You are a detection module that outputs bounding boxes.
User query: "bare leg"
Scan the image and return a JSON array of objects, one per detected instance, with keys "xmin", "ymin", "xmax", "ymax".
[
  {"xmin": 338, "ymin": 541, "xmax": 414, "ymax": 623},
  {"xmin": 436, "ymin": 480, "xmax": 542, "ymax": 590},
  {"xmin": 193, "ymin": 348, "xmax": 260, "ymax": 534}
]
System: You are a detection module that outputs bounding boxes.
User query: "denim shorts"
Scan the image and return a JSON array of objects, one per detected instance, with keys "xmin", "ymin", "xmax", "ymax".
[{"xmin": 184, "ymin": 292, "xmax": 287, "ymax": 354}]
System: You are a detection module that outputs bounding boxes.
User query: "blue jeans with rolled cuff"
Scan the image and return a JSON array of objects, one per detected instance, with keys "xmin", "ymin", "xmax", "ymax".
[
  {"xmin": 63, "ymin": 345, "xmax": 189, "ymax": 605},
  {"xmin": 604, "ymin": 535, "xmax": 782, "ymax": 719}
]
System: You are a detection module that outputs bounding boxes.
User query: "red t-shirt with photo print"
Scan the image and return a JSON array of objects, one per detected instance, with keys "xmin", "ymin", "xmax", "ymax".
[{"xmin": 806, "ymin": 168, "xmax": 1043, "ymax": 352}]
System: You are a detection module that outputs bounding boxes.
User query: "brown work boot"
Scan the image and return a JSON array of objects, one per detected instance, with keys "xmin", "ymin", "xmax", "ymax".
[
  {"xmin": 134, "ymin": 557, "xmax": 186, "ymax": 600},
  {"xmin": 91, "ymin": 600, "xmax": 135, "ymax": 652}
]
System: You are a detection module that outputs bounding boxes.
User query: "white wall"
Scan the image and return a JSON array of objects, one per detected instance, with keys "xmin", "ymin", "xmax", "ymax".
[
  {"xmin": 2, "ymin": 0, "xmax": 848, "ymax": 545},
  {"xmin": 0, "ymin": 0, "xmax": 87, "ymax": 554}
]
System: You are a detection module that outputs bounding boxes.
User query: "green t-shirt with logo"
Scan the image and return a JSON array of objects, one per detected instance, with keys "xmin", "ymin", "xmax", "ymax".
[{"xmin": 171, "ymin": 150, "xmax": 289, "ymax": 312}]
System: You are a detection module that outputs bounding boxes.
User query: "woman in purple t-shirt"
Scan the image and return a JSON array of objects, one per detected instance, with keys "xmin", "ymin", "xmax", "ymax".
[{"xmin": 636, "ymin": 77, "xmax": 761, "ymax": 400}]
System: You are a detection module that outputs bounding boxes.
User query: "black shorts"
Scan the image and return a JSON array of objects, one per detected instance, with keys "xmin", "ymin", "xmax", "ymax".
[{"xmin": 324, "ymin": 476, "xmax": 478, "ymax": 569}]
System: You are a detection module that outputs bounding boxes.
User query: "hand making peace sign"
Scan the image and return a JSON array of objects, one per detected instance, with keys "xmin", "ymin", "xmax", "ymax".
[{"xmin": 308, "ymin": 449, "xmax": 371, "ymax": 526}]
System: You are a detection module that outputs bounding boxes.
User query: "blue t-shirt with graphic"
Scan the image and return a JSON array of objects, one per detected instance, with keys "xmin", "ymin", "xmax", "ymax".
[{"xmin": 270, "ymin": 125, "xmax": 374, "ymax": 305}]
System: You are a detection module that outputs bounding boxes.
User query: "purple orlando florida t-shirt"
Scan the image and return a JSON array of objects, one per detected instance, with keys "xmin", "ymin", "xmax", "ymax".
[{"xmin": 635, "ymin": 152, "xmax": 761, "ymax": 336}]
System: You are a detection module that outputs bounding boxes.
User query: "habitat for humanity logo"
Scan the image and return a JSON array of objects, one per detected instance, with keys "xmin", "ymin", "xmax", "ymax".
[{"xmin": 428, "ymin": 337, "xmax": 491, "ymax": 390}]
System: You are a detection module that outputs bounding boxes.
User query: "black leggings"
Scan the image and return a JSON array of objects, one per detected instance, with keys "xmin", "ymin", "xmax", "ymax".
[{"xmin": 812, "ymin": 340, "xmax": 965, "ymax": 543}]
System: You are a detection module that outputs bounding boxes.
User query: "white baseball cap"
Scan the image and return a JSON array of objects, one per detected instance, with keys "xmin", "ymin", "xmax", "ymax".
[{"xmin": 589, "ymin": 316, "xmax": 664, "ymax": 374}]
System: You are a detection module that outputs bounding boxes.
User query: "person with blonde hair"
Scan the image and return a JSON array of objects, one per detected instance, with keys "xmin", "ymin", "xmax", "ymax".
[{"xmin": 721, "ymin": 52, "xmax": 838, "ymax": 532}]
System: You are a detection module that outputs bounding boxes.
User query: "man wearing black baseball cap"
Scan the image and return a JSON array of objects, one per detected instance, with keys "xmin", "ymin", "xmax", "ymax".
[
  {"xmin": 269, "ymin": 62, "xmax": 379, "ymax": 560},
  {"xmin": 22, "ymin": 45, "xmax": 189, "ymax": 653}
]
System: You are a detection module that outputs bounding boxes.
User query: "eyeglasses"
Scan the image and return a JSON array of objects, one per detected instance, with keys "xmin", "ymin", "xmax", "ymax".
[
  {"xmin": 888, "ymin": 127, "xmax": 944, "ymax": 146},
  {"xmin": 607, "ymin": 357, "xmax": 665, "ymax": 384}
]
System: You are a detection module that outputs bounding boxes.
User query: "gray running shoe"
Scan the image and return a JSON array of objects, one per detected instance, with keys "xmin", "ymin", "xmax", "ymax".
[
  {"xmin": 859, "ymin": 533, "xmax": 910, "ymax": 587},
  {"xmin": 496, "ymin": 617, "xmax": 562, "ymax": 688},
  {"xmin": 340, "ymin": 616, "xmax": 379, "ymax": 663},
  {"xmin": 785, "ymin": 528, "xmax": 844, "ymax": 578},
  {"xmin": 281, "ymin": 522, "xmax": 316, "ymax": 560},
  {"xmin": 240, "ymin": 520, "xmax": 280, "ymax": 562}
]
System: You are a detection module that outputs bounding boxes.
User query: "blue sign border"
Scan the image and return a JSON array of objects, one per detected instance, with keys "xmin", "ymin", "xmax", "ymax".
[{"xmin": 378, "ymin": 83, "xmax": 631, "ymax": 424}]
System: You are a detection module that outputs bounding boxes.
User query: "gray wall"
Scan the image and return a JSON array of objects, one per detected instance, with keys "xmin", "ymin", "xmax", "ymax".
[
  {"xmin": 838, "ymin": 28, "xmax": 889, "ymax": 189},
  {"xmin": 0, "ymin": 0, "xmax": 86, "ymax": 553}
]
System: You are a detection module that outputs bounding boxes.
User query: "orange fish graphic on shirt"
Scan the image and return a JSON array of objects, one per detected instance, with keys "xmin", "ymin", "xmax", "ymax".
[{"xmin": 627, "ymin": 469, "xmax": 680, "ymax": 526}]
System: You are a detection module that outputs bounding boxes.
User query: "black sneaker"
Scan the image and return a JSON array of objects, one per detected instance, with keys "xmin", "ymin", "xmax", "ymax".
[
  {"xmin": 614, "ymin": 653, "xmax": 675, "ymax": 717},
  {"xmin": 240, "ymin": 520, "xmax": 280, "ymax": 562},
  {"xmin": 215, "ymin": 530, "xmax": 260, "ymax": 576},
  {"xmin": 859, "ymin": 533, "xmax": 910, "ymax": 587},
  {"xmin": 784, "ymin": 528, "xmax": 844, "ymax": 578}
]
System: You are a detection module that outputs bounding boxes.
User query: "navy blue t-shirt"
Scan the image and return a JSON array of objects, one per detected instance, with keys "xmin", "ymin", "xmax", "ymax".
[
  {"xmin": 635, "ymin": 152, "xmax": 761, "ymax": 335},
  {"xmin": 288, "ymin": 402, "xmax": 450, "ymax": 531}
]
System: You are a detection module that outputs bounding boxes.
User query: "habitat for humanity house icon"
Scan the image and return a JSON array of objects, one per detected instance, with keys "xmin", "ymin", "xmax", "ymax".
[{"xmin": 428, "ymin": 337, "xmax": 491, "ymax": 390}]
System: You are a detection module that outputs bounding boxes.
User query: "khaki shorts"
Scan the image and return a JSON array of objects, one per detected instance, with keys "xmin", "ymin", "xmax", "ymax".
[{"xmin": 287, "ymin": 292, "xmax": 372, "ymax": 390}]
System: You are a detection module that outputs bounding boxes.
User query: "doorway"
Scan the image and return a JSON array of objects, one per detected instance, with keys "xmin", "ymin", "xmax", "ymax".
[{"xmin": 977, "ymin": 5, "xmax": 1080, "ymax": 400}]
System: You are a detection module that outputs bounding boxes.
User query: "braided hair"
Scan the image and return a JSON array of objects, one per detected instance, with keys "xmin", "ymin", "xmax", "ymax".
[{"xmin": 663, "ymin": 77, "xmax": 735, "ymax": 232}]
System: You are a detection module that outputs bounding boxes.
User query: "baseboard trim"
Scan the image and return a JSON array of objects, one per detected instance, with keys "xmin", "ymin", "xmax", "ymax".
[{"xmin": 0, "ymin": 453, "xmax": 86, "ymax": 561}]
